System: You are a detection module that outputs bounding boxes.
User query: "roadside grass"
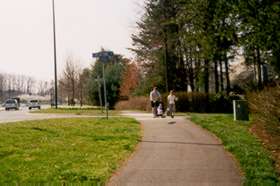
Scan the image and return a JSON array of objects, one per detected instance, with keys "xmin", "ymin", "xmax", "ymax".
[
  {"xmin": 0, "ymin": 117, "xmax": 140, "ymax": 184},
  {"xmin": 190, "ymin": 113, "xmax": 279, "ymax": 185},
  {"xmin": 30, "ymin": 107, "xmax": 119, "ymax": 116}
]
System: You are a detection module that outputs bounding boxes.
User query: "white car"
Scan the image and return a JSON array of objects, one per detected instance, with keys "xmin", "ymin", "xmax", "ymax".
[
  {"xmin": 4, "ymin": 99, "xmax": 19, "ymax": 110},
  {"xmin": 28, "ymin": 100, "xmax": 41, "ymax": 110}
]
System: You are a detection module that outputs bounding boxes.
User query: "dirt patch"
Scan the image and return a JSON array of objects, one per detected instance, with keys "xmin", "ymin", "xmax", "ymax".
[{"xmin": 250, "ymin": 122, "xmax": 280, "ymax": 177}]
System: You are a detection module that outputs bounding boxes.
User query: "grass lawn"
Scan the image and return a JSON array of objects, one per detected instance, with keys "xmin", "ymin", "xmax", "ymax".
[
  {"xmin": 30, "ymin": 107, "xmax": 119, "ymax": 116},
  {"xmin": 190, "ymin": 113, "xmax": 279, "ymax": 185},
  {"xmin": 0, "ymin": 117, "xmax": 140, "ymax": 184}
]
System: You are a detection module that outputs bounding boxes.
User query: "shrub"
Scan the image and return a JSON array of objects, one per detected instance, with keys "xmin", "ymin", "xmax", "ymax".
[
  {"xmin": 248, "ymin": 85, "xmax": 280, "ymax": 136},
  {"xmin": 209, "ymin": 93, "xmax": 241, "ymax": 113},
  {"xmin": 161, "ymin": 92, "xmax": 208, "ymax": 112},
  {"xmin": 115, "ymin": 96, "xmax": 150, "ymax": 111},
  {"xmin": 248, "ymin": 85, "xmax": 280, "ymax": 176},
  {"xmin": 190, "ymin": 92, "xmax": 209, "ymax": 112},
  {"xmin": 162, "ymin": 92, "xmax": 240, "ymax": 113},
  {"xmin": 115, "ymin": 92, "xmax": 241, "ymax": 113}
]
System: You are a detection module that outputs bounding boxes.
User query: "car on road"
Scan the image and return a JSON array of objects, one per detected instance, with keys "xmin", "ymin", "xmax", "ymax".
[
  {"xmin": 4, "ymin": 99, "xmax": 19, "ymax": 111},
  {"xmin": 28, "ymin": 100, "xmax": 41, "ymax": 110}
]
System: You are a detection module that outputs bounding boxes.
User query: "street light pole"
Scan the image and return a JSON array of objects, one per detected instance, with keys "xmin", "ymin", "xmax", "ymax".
[
  {"xmin": 96, "ymin": 76, "xmax": 103, "ymax": 113},
  {"xmin": 52, "ymin": 0, "xmax": 58, "ymax": 109},
  {"xmin": 102, "ymin": 63, "xmax": 108, "ymax": 119}
]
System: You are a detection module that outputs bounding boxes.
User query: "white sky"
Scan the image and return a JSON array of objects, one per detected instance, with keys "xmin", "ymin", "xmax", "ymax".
[{"xmin": 0, "ymin": 0, "xmax": 145, "ymax": 81}]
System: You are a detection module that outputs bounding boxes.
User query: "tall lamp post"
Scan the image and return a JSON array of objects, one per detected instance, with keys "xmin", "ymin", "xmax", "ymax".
[
  {"xmin": 52, "ymin": 0, "xmax": 58, "ymax": 109},
  {"xmin": 96, "ymin": 76, "xmax": 103, "ymax": 113}
]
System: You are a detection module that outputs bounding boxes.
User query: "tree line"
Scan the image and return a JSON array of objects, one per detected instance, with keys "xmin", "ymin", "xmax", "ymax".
[
  {"xmin": 0, "ymin": 73, "xmax": 50, "ymax": 102},
  {"xmin": 131, "ymin": 0, "xmax": 280, "ymax": 95},
  {"xmin": 0, "ymin": 52, "xmax": 140, "ymax": 108},
  {"xmin": 57, "ymin": 53, "xmax": 140, "ymax": 107}
]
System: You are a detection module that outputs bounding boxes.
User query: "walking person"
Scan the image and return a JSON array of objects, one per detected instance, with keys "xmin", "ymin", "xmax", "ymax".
[
  {"xmin": 150, "ymin": 86, "xmax": 161, "ymax": 118},
  {"xmin": 167, "ymin": 90, "xmax": 178, "ymax": 118}
]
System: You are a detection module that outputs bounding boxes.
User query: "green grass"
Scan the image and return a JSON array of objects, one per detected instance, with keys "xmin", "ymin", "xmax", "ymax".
[
  {"xmin": 30, "ymin": 107, "xmax": 119, "ymax": 116},
  {"xmin": 0, "ymin": 117, "xmax": 140, "ymax": 184},
  {"xmin": 190, "ymin": 113, "xmax": 279, "ymax": 185}
]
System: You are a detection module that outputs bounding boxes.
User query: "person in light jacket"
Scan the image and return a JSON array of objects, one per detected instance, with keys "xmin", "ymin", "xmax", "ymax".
[
  {"xmin": 167, "ymin": 90, "xmax": 178, "ymax": 118},
  {"xmin": 150, "ymin": 86, "xmax": 161, "ymax": 118}
]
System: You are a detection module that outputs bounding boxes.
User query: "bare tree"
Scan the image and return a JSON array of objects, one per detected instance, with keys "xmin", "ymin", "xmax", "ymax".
[
  {"xmin": 60, "ymin": 56, "xmax": 80, "ymax": 105},
  {"xmin": 26, "ymin": 77, "xmax": 36, "ymax": 95},
  {"xmin": 7, "ymin": 74, "xmax": 13, "ymax": 98},
  {"xmin": 0, "ymin": 73, "xmax": 42, "ymax": 101},
  {"xmin": 77, "ymin": 68, "xmax": 90, "ymax": 106},
  {"xmin": 43, "ymin": 81, "xmax": 50, "ymax": 96},
  {"xmin": 0, "ymin": 74, "xmax": 5, "ymax": 102},
  {"xmin": 37, "ymin": 81, "xmax": 50, "ymax": 96},
  {"xmin": 14, "ymin": 75, "xmax": 26, "ymax": 94},
  {"xmin": 19, "ymin": 75, "xmax": 27, "ymax": 94}
]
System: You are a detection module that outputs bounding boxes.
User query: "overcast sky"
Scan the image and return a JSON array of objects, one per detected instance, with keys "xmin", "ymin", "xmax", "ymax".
[{"xmin": 0, "ymin": 0, "xmax": 144, "ymax": 81}]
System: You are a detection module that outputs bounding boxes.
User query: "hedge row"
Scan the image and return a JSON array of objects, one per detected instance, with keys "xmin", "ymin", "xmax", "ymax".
[
  {"xmin": 115, "ymin": 92, "xmax": 241, "ymax": 113},
  {"xmin": 162, "ymin": 92, "xmax": 240, "ymax": 113}
]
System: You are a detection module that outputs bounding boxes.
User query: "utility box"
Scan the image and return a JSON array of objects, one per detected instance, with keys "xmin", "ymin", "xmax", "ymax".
[{"xmin": 233, "ymin": 100, "xmax": 249, "ymax": 121}]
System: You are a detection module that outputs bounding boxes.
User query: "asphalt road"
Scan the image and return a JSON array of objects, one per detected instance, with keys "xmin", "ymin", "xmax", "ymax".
[
  {"xmin": 0, "ymin": 105, "xmax": 95, "ymax": 123},
  {"xmin": 108, "ymin": 111, "xmax": 242, "ymax": 186}
]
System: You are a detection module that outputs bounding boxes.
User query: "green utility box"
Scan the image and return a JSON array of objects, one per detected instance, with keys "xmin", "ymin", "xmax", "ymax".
[{"xmin": 233, "ymin": 100, "xmax": 249, "ymax": 121}]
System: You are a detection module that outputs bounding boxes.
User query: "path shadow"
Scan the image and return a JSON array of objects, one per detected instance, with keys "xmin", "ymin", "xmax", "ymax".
[{"xmin": 168, "ymin": 121, "xmax": 176, "ymax": 125}]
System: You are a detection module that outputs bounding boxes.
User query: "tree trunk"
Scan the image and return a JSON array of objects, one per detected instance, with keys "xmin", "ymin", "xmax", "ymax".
[
  {"xmin": 224, "ymin": 52, "xmax": 231, "ymax": 94},
  {"xmin": 163, "ymin": 31, "xmax": 169, "ymax": 92},
  {"xmin": 189, "ymin": 64, "xmax": 195, "ymax": 92},
  {"xmin": 214, "ymin": 60, "xmax": 219, "ymax": 93},
  {"xmin": 253, "ymin": 54, "xmax": 257, "ymax": 82},
  {"xmin": 178, "ymin": 41, "xmax": 188, "ymax": 91},
  {"xmin": 256, "ymin": 47, "xmax": 263, "ymax": 90},
  {"xmin": 183, "ymin": 46, "xmax": 191, "ymax": 92},
  {"xmin": 195, "ymin": 56, "xmax": 201, "ymax": 92},
  {"xmin": 80, "ymin": 86, "xmax": 83, "ymax": 107},
  {"xmin": 219, "ymin": 59, "xmax": 224, "ymax": 92},
  {"xmin": 72, "ymin": 80, "xmax": 75, "ymax": 106},
  {"xmin": 189, "ymin": 48, "xmax": 195, "ymax": 92},
  {"xmin": 204, "ymin": 59, "xmax": 209, "ymax": 93}
]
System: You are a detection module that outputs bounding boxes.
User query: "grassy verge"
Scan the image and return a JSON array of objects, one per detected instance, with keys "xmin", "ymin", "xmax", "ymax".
[
  {"xmin": 190, "ymin": 113, "xmax": 279, "ymax": 185},
  {"xmin": 0, "ymin": 117, "xmax": 140, "ymax": 184},
  {"xmin": 30, "ymin": 107, "xmax": 119, "ymax": 116}
]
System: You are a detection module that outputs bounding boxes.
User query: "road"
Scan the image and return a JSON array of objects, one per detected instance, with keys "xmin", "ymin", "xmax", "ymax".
[
  {"xmin": 0, "ymin": 105, "xmax": 97, "ymax": 123},
  {"xmin": 108, "ymin": 111, "xmax": 242, "ymax": 186}
]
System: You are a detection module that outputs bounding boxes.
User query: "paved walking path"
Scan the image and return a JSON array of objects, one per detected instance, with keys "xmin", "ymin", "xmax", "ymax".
[{"xmin": 108, "ymin": 111, "xmax": 242, "ymax": 186}]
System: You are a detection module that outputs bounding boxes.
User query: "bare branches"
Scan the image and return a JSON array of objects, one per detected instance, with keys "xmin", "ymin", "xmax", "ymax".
[
  {"xmin": 0, "ymin": 73, "xmax": 41, "ymax": 101},
  {"xmin": 59, "ymin": 56, "xmax": 89, "ymax": 106}
]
